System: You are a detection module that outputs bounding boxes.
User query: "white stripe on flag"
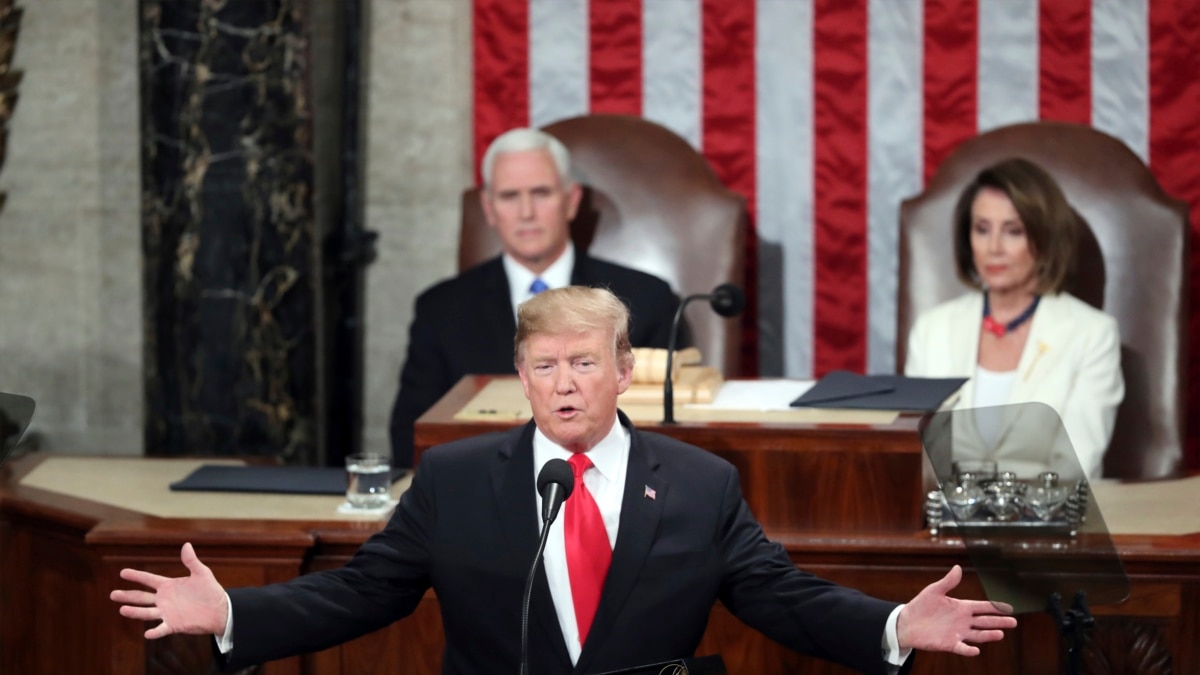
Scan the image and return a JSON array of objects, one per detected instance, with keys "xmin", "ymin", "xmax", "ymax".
[
  {"xmin": 977, "ymin": 0, "xmax": 1039, "ymax": 132},
  {"xmin": 867, "ymin": 0, "xmax": 923, "ymax": 374},
  {"xmin": 488, "ymin": 0, "xmax": 1174, "ymax": 380},
  {"xmin": 643, "ymin": 0, "xmax": 702, "ymax": 149},
  {"xmin": 1092, "ymin": 0, "xmax": 1150, "ymax": 162},
  {"xmin": 756, "ymin": 0, "xmax": 814, "ymax": 378},
  {"xmin": 529, "ymin": 0, "xmax": 589, "ymax": 129}
]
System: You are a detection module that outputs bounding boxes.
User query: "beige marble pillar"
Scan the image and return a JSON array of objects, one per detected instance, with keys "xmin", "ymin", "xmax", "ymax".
[
  {"xmin": 360, "ymin": 0, "xmax": 473, "ymax": 457},
  {"xmin": 0, "ymin": 0, "xmax": 142, "ymax": 455}
]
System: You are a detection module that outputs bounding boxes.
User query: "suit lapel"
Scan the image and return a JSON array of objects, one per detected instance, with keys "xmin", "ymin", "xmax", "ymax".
[
  {"xmin": 1010, "ymin": 295, "xmax": 1059, "ymax": 398},
  {"xmin": 574, "ymin": 412, "xmax": 667, "ymax": 674},
  {"xmin": 492, "ymin": 421, "xmax": 572, "ymax": 668},
  {"xmin": 953, "ymin": 293, "xmax": 985, "ymax": 410}
]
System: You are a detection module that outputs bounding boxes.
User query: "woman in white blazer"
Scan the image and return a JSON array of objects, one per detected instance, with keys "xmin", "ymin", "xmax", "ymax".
[{"xmin": 906, "ymin": 159, "xmax": 1123, "ymax": 480}]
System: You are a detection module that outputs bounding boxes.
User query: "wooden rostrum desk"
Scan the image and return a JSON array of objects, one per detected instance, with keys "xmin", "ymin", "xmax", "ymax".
[{"xmin": 1, "ymin": 376, "xmax": 1195, "ymax": 674}]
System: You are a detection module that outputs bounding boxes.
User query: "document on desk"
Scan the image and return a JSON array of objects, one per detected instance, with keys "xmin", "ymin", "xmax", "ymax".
[
  {"xmin": 683, "ymin": 380, "xmax": 898, "ymax": 424},
  {"xmin": 707, "ymin": 379, "xmax": 816, "ymax": 410},
  {"xmin": 453, "ymin": 377, "xmax": 899, "ymax": 424}
]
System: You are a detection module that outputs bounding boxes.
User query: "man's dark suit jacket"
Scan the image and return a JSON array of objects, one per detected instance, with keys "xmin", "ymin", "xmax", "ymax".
[
  {"xmin": 225, "ymin": 413, "xmax": 907, "ymax": 675},
  {"xmin": 389, "ymin": 254, "xmax": 681, "ymax": 467}
]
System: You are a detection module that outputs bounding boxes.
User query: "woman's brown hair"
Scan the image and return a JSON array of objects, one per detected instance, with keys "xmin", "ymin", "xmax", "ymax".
[{"xmin": 952, "ymin": 158, "xmax": 1079, "ymax": 294}]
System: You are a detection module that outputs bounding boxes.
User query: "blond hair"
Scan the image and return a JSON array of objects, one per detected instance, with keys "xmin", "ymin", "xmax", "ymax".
[{"xmin": 514, "ymin": 286, "xmax": 633, "ymax": 369}]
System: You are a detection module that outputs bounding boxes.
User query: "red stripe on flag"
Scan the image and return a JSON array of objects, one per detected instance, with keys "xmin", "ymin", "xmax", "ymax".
[
  {"xmin": 923, "ymin": 0, "xmax": 978, "ymax": 184},
  {"xmin": 701, "ymin": 0, "xmax": 757, "ymax": 376},
  {"xmin": 1149, "ymin": 0, "xmax": 1200, "ymax": 472},
  {"xmin": 1039, "ymin": 0, "xmax": 1092, "ymax": 124},
  {"xmin": 811, "ymin": 0, "xmax": 869, "ymax": 375},
  {"xmin": 472, "ymin": 0, "xmax": 529, "ymax": 182},
  {"xmin": 589, "ymin": 0, "xmax": 642, "ymax": 114}
]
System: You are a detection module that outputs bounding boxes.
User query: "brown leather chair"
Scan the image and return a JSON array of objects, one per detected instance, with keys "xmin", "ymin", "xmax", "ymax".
[
  {"xmin": 897, "ymin": 121, "xmax": 1190, "ymax": 480},
  {"xmin": 460, "ymin": 114, "xmax": 749, "ymax": 376}
]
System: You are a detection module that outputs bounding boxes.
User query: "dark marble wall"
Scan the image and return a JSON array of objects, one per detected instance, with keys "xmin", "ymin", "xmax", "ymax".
[
  {"xmin": 0, "ymin": 2, "xmax": 22, "ymax": 220},
  {"xmin": 141, "ymin": 1, "xmax": 320, "ymax": 461}
]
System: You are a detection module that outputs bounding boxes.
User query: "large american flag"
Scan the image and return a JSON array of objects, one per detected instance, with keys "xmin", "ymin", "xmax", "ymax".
[{"xmin": 472, "ymin": 0, "xmax": 1200, "ymax": 460}]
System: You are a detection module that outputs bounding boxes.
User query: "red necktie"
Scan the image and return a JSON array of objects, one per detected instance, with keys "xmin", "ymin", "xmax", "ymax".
[{"xmin": 564, "ymin": 453, "xmax": 612, "ymax": 645}]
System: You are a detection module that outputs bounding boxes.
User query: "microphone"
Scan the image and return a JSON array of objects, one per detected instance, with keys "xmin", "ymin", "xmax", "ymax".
[
  {"xmin": 520, "ymin": 459, "xmax": 575, "ymax": 675},
  {"xmin": 663, "ymin": 283, "xmax": 745, "ymax": 425},
  {"xmin": 536, "ymin": 458, "xmax": 574, "ymax": 524}
]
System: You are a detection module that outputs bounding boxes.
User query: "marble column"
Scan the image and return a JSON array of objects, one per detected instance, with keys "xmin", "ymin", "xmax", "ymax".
[
  {"xmin": 0, "ymin": 2, "xmax": 22, "ymax": 220},
  {"xmin": 140, "ymin": 1, "xmax": 323, "ymax": 461}
]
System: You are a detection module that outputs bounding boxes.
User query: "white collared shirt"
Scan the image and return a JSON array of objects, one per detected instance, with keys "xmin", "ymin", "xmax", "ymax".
[
  {"xmin": 503, "ymin": 242, "xmax": 575, "ymax": 318},
  {"xmin": 532, "ymin": 415, "xmax": 628, "ymax": 665}
]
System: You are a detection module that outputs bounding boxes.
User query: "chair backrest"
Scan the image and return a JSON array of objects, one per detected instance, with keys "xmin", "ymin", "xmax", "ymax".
[
  {"xmin": 460, "ymin": 114, "xmax": 749, "ymax": 376},
  {"xmin": 897, "ymin": 121, "xmax": 1189, "ymax": 480}
]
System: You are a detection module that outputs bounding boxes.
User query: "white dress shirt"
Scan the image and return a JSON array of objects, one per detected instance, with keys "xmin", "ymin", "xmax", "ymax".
[
  {"xmin": 503, "ymin": 242, "xmax": 575, "ymax": 317},
  {"xmin": 532, "ymin": 415, "xmax": 627, "ymax": 665}
]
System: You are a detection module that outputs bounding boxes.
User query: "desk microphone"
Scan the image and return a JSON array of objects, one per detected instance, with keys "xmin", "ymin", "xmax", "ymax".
[
  {"xmin": 520, "ymin": 459, "xmax": 574, "ymax": 675},
  {"xmin": 663, "ymin": 283, "xmax": 745, "ymax": 424}
]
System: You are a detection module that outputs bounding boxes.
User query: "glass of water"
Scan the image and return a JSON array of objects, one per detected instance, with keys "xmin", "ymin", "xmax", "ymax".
[{"xmin": 345, "ymin": 453, "xmax": 392, "ymax": 509}]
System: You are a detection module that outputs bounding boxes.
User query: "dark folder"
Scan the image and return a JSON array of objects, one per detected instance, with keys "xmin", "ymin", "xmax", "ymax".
[
  {"xmin": 170, "ymin": 465, "xmax": 406, "ymax": 496},
  {"xmin": 0, "ymin": 392, "xmax": 36, "ymax": 467},
  {"xmin": 790, "ymin": 370, "xmax": 966, "ymax": 412}
]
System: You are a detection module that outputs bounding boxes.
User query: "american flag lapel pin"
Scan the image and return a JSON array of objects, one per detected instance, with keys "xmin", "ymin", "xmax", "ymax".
[{"xmin": 644, "ymin": 485, "xmax": 656, "ymax": 500}]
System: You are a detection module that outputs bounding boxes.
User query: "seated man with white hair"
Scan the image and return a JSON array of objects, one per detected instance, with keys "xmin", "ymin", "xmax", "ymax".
[{"xmin": 388, "ymin": 128, "xmax": 684, "ymax": 468}]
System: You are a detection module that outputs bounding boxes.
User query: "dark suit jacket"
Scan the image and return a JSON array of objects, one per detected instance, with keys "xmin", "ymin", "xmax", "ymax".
[
  {"xmin": 225, "ymin": 413, "xmax": 906, "ymax": 674},
  {"xmin": 389, "ymin": 254, "xmax": 682, "ymax": 467}
]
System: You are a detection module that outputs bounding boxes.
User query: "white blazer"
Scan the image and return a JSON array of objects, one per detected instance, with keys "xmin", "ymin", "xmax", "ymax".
[{"xmin": 906, "ymin": 292, "xmax": 1123, "ymax": 480}]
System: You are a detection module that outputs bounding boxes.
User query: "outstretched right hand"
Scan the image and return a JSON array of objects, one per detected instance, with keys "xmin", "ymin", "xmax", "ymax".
[{"xmin": 109, "ymin": 542, "xmax": 229, "ymax": 639}]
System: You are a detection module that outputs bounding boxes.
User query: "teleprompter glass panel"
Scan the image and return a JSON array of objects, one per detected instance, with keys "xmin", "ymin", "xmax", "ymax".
[{"xmin": 919, "ymin": 403, "xmax": 1128, "ymax": 614}]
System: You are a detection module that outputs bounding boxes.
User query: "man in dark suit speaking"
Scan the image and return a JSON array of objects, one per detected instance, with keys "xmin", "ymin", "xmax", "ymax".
[
  {"xmin": 112, "ymin": 286, "xmax": 1015, "ymax": 674},
  {"xmin": 389, "ymin": 127, "xmax": 682, "ymax": 468}
]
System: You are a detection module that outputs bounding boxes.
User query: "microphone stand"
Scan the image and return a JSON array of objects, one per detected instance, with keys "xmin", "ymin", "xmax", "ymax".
[
  {"xmin": 662, "ymin": 284, "xmax": 745, "ymax": 425},
  {"xmin": 519, "ymin": 517, "xmax": 555, "ymax": 675},
  {"xmin": 661, "ymin": 297, "xmax": 697, "ymax": 425},
  {"xmin": 520, "ymin": 461, "xmax": 571, "ymax": 675},
  {"xmin": 1047, "ymin": 591, "xmax": 1094, "ymax": 675}
]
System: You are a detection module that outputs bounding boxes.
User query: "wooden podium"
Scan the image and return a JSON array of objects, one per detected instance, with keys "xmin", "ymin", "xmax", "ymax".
[
  {"xmin": 2, "ymin": 376, "xmax": 1198, "ymax": 674},
  {"xmin": 416, "ymin": 376, "xmax": 930, "ymax": 534}
]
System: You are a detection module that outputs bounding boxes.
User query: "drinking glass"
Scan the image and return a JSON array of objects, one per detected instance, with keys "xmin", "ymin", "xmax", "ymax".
[{"xmin": 345, "ymin": 453, "xmax": 392, "ymax": 509}]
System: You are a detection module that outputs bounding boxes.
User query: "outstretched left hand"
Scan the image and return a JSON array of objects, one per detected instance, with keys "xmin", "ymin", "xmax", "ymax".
[{"xmin": 897, "ymin": 565, "xmax": 1018, "ymax": 656}]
